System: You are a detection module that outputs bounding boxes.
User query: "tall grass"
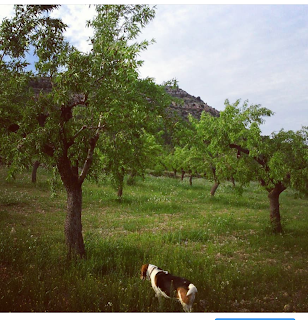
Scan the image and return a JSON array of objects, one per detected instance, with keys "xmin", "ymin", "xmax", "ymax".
[{"xmin": 0, "ymin": 167, "xmax": 308, "ymax": 312}]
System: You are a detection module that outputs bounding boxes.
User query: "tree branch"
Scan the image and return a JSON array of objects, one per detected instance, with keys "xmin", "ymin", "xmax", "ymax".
[
  {"xmin": 229, "ymin": 143, "xmax": 249, "ymax": 155},
  {"xmin": 229, "ymin": 143, "xmax": 267, "ymax": 168},
  {"xmin": 67, "ymin": 125, "xmax": 88, "ymax": 148},
  {"xmin": 79, "ymin": 114, "xmax": 104, "ymax": 184},
  {"xmin": 67, "ymin": 93, "xmax": 88, "ymax": 108}
]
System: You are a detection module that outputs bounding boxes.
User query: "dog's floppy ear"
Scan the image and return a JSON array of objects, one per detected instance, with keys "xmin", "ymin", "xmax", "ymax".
[{"xmin": 140, "ymin": 264, "xmax": 149, "ymax": 280}]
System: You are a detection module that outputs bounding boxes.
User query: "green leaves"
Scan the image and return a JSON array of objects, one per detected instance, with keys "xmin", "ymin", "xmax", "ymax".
[
  {"xmin": 193, "ymin": 98, "xmax": 308, "ymax": 195},
  {"xmin": 92, "ymin": 5, "xmax": 155, "ymax": 42},
  {"xmin": 0, "ymin": 5, "xmax": 69, "ymax": 75},
  {"xmin": 0, "ymin": 4, "xmax": 173, "ymax": 197}
]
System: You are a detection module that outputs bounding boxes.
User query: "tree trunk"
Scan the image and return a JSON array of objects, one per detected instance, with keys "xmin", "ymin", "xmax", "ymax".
[
  {"xmin": 173, "ymin": 168, "xmax": 177, "ymax": 178},
  {"xmin": 117, "ymin": 184, "xmax": 123, "ymax": 198},
  {"xmin": 54, "ymin": 113, "xmax": 101, "ymax": 259},
  {"xmin": 64, "ymin": 183, "xmax": 86, "ymax": 258},
  {"xmin": 268, "ymin": 183, "xmax": 286, "ymax": 233},
  {"xmin": 210, "ymin": 181, "xmax": 220, "ymax": 196},
  {"xmin": 31, "ymin": 161, "xmax": 40, "ymax": 183},
  {"xmin": 181, "ymin": 169, "xmax": 185, "ymax": 181},
  {"xmin": 230, "ymin": 177, "xmax": 236, "ymax": 187},
  {"xmin": 57, "ymin": 155, "xmax": 86, "ymax": 259},
  {"xmin": 117, "ymin": 167, "xmax": 125, "ymax": 198},
  {"xmin": 189, "ymin": 170, "xmax": 193, "ymax": 186}
]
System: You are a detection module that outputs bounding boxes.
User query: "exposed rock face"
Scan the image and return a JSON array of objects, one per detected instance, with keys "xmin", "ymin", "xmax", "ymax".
[
  {"xmin": 165, "ymin": 86, "xmax": 220, "ymax": 120},
  {"xmin": 29, "ymin": 77, "xmax": 86, "ymax": 108},
  {"xmin": 28, "ymin": 77, "xmax": 220, "ymax": 121},
  {"xmin": 29, "ymin": 77, "xmax": 52, "ymax": 94}
]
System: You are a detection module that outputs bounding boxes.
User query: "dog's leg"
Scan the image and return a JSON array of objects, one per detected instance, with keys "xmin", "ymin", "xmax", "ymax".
[
  {"xmin": 177, "ymin": 288, "xmax": 193, "ymax": 312},
  {"xmin": 157, "ymin": 294, "xmax": 164, "ymax": 311},
  {"xmin": 153, "ymin": 287, "xmax": 164, "ymax": 311}
]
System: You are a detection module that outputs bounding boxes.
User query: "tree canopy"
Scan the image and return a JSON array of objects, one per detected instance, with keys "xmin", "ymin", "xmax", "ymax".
[
  {"xmin": 0, "ymin": 4, "xmax": 172, "ymax": 257},
  {"xmin": 193, "ymin": 99, "xmax": 308, "ymax": 232}
]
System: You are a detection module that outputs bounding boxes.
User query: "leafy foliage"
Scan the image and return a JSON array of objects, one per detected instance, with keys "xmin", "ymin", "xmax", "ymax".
[
  {"xmin": 192, "ymin": 99, "xmax": 308, "ymax": 231},
  {"xmin": 0, "ymin": 4, "xmax": 172, "ymax": 256}
]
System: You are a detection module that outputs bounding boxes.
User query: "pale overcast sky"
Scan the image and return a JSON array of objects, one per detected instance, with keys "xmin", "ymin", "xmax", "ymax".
[{"xmin": 1, "ymin": 3, "xmax": 307, "ymax": 135}]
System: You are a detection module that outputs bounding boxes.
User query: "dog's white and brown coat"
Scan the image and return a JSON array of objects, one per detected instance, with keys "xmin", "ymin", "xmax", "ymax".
[{"xmin": 140, "ymin": 264, "xmax": 197, "ymax": 312}]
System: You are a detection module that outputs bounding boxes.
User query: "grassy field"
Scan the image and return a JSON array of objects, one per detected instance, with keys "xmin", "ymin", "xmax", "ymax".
[{"xmin": 0, "ymin": 166, "xmax": 308, "ymax": 312}]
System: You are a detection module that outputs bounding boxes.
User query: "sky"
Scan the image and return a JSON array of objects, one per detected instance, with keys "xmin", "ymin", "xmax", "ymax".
[{"xmin": 0, "ymin": 3, "xmax": 307, "ymax": 135}]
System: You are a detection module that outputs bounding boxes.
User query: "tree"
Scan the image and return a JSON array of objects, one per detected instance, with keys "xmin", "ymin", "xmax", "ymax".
[
  {"xmin": 97, "ymin": 86, "xmax": 168, "ymax": 198},
  {"xmin": 188, "ymin": 114, "xmax": 238, "ymax": 195},
  {"xmin": 170, "ymin": 145, "xmax": 205, "ymax": 185},
  {"xmin": 0, "ymin": 68, "xmax": 30, "ymax": 169},
  {"xmin": 0, "ymin": 4, "xmax": 169, "ymax": 257},
  {"xmin": 196, "ymin": 99, "xmax": 308, "ymax": 232},
  {"xmin": 98, "ymin": 130, "xmax": 163, "ymax": 197}
]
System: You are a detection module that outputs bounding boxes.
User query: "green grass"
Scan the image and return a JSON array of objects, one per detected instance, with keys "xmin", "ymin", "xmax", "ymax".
[{"xmin": 0, "ymin": 166, "xmax": 308, "ymax": 312}]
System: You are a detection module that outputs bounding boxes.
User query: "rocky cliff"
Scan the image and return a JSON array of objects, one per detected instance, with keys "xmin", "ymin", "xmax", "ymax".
[
  {"xmin": 28, "ymin": 77, "xmax": 220, "ymax": 121},
  {"xmin": 29, "ymin": 77, "xmax": 53, "ymax": 94},
  {"xmin": 165, "ymin": 86, "xmax": 220, "ymax": 120}
]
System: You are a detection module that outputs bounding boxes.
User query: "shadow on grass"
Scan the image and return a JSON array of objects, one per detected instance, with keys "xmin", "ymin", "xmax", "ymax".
[
  {"xmin": 209, "ymin": 193, "xmax": 269, "ymax": 210},
  {"xmin": 84, "ymin": 236, "xmax": 148, "ymax": 278}
]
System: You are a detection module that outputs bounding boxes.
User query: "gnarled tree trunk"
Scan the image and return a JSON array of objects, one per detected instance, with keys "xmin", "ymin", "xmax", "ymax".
[
  {"xmin": 57, "ymin": 155, "xmax": 86, "ymax": 259},
  {"xmin": 210, "ymin": 181, "xmax": 220, "ymax": 196},
  {"xmin": 181, "ymin": 169, "xmax": 185, "ymax": 181},
  {"xmin": 65, "ymin": 183, "xmax": 85, "ymax": 258},
  {"xmin": 31, "ymin": 161, "xmax": 40, "ymax": 183},
  {"xmin": 189, "ymin": 175, "xmax": 193, "ymax": 186},
  {"xmin": 268, "ymin": 182, "xmax": 286, "ymax": 233},
  {"xmin": 210, "ymin": 166, "xmax": 219, "ymax": 196}
]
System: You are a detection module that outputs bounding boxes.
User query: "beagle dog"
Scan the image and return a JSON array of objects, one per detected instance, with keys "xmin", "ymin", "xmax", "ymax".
[{"xmin": 140, "ymin": 263, "xmax": 197, "ymax": 312}]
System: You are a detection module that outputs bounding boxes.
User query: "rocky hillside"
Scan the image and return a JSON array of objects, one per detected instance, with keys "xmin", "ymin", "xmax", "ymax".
[
  {"xmin": 28, "ymin": 77, "xmax": 220, "ymax": 121},
  {"xmin": 165, "ymin": 86, "xmax": 220, "ymax": 120},
  {"xmin": 29, "ymin": 77, "xmax": 52, "ymax": 94}
]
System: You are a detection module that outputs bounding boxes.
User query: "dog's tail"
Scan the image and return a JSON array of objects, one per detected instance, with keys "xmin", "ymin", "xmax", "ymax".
[{"xmin": 187, "ymin": 283, "xmax": 198, "ymax": 296}]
